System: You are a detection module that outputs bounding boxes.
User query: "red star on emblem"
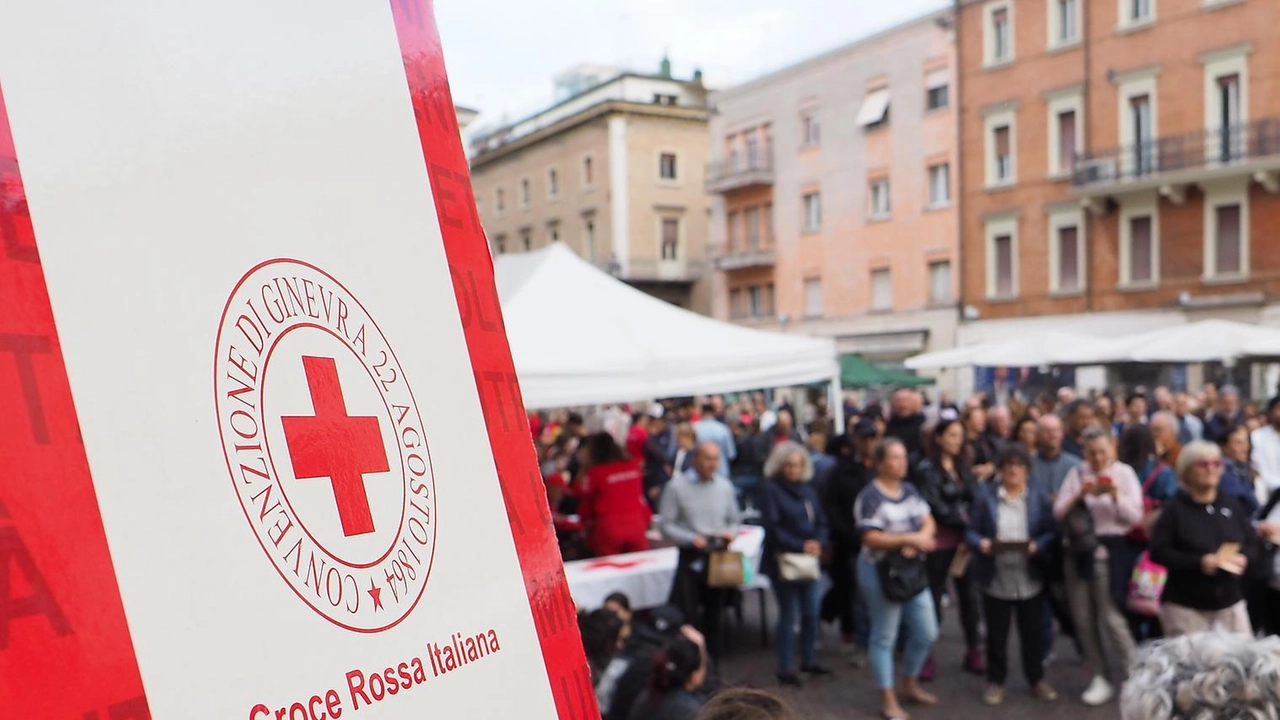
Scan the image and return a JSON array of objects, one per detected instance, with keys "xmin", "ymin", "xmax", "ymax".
[{"xmin": 368, "ymin": 579, "xmax": 384, "ymax": 611}]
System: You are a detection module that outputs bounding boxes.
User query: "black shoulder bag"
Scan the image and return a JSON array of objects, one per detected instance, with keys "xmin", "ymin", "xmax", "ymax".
[{"xmin": 877, "ymin": 549, "xmax": 928, "ymax": 602}]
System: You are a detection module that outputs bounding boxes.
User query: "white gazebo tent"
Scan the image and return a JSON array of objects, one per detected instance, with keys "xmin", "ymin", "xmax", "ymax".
[{"xmin": 492, "ymin": 243, "xmax": 841, "ymax": 412}]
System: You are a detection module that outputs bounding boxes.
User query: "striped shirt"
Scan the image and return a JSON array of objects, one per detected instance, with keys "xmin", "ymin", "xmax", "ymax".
[{"xmin": 854, "ymin": 481, "xmax": 930, "ymax": 562}]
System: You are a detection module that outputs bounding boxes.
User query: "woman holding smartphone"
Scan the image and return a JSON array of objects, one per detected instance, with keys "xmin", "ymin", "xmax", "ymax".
[{"xmin": 1052, "ymin": 427, "xmax": 1143, "ymax": 707}]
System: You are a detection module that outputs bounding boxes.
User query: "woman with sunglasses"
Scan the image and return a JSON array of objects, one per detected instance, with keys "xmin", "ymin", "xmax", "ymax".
[{"xmin": 1148, "ymin": 441, "xmax": 1259, "ymax": 637}]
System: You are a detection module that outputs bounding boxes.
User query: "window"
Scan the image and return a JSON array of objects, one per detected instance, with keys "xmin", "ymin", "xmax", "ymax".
[
  {"xmin": 984, "ymin": 106, "xmax": 1017, "ymax": 186},
  {"xmin": 1046, "ymin": 90, "xmax": 1083, "ymax": 177},
  {"xmin": 729, "ymin": 288, "xmax": 743, "ymax": 319},
  {"xmin": 658, "ymin": 152, "xmax": 678, "ymax": 181},
  {"xmin": 801, "ymin": 111, "xmax": 821, "ymax": 147},
  {"xmin": 495, "ymin": 188, "xmax": 506, "ymax": 213},
  {"xmin": 928, "ymin": 260, "xmax": 952, "ymax": 304},
  {"xmin": 985, "ymin": 215, "xmax": 1018, "ymax": 298},
  {"xmin": 583, "ymin": 155, "xmax": 594, "ymax": 186},
  {"xmin": 984, "ymin": 3, "xmax": 1014, "ymax": 66},
  {"xmin": 520, "ymin": 228, "xmax": 532, "ymax": 251},
  {"xmin": 856, "ymin": 88, "xmax": 891, "ymax": 129},
  {"xmin": 1130, "ymin": 94, "xmax": 1153, "ymax": 176},
  {"xmin": 493, "ymin": 235, "xmax": 507, "ymax": 255},
  {"xmin": 745, "ymin": 135, "xmax": 761, "ymax": 168},
  {"xmin": 925, "ymin": 68, "xmax": 950, "ymax": 111},
  {"xmin": 583, "ymin": 218, "xmax": 597, "ymax": 260},
  {"xmin": 745, "ymin": 206, "xmax": 761, "ymax": 250},
  {"xmin": 928, "ymin": 163, "xmax": 950, "ymax": 207},
  {"xmin": 520, "ymin": 178, "xmax": 531, "ymax": 208},
  {"xmin": 1047, "ymin": 206, "xmax": 1086, "ymax": 293},
  {"xmin": 802, "ymin": 192, "xmax": 821, "ymax": 232},
  {"xmin": 547, "ymin": 221, "xmax": 560, "ymax": 243},
  {"xmin": 652, "ymin": 93, "xmax": 678, "ymax": 106},
  {"xmin": 1213, "ymin": 204, "xmax": 1242, "ymax": 276},
  {"xmin": 747, "ymin": 285, "xmax": 764, "ymax": 318},
  {"xmin": 660, "ymin": 218, "xmax": 679, "ymax": 260},
  {"xmin": 869, "ymin": 178, "xmax": 891, "ymax": 219},
  {"xmin": 1057, "ymin": 110, "xmax": 1077, "ymax": 173},
  {"xmin": 1204, "ymin": 46, "xmax": 1248, "ymax": 166},
  {"xmin": 547, "ymin": 168, "xmax": 559, "ymax": 199},
  {"xmin": 763, "ymin": 203, "xmax": 774, "ymax": 245},
  {"xmin": 1121, "ymin": 201, "xmax": 1159, "ymax": 285},
  {"xmin": 871, "ymin": 269, "xmax": 893, "ymax": 311},
  {"xmin": 727, "ymin": 210, "xmax": 740, "ymax": 251},
  {"xmin": 1204, "ymin": 183, "xmax": 1249, "ymax": 279},
  {"xmin": 804, "ymin": 278, "xmax": 823, "ymax": 318},
  {"xmin": 926, "ymin": 84, "xmax": 949, "ymax": 111},
  {"xmin": 1050, "ymin": 0, "xmax": 1080, "ymax": 46},
  {"xmin": 1128, "ymin": 0, "xmax": 1152, "ymax": 24}
]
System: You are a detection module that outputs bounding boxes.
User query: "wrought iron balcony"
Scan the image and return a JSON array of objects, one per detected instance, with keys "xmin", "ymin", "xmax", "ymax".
[
  {"xmin": 1072, "ymin": 118, "xmax": 1280, "ymax": 194},
  {"xmin": 711, "ymin": 243, "xmax": 776, "ymax": 271},
  {"xmin": 705, "ymin": 154, "xmax": 774, "ymax": 194}
]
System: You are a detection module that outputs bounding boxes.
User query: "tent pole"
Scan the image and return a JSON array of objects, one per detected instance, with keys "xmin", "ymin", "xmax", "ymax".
[{"xmin": 829, "ymin": 373, "xmax": 845, "ymax": 436}]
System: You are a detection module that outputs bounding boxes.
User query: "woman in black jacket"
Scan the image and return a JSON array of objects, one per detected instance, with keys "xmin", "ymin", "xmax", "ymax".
[
  {"xmin": 628, "ymin": 628, "xmax": 708, "ymax": 720},
  {"xmin": 915, "ymin": 418, "xmax": 984, "ymax": 676},
  {"xmin": 1149, "ymin": 441, "xmax": 1258, "ymax": 637}
]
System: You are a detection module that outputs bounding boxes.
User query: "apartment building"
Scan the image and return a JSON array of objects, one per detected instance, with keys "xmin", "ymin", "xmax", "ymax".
[
  {"xmin": 470, "ymin": 63, "xmax": 712, "ymax": 311},
  {"xmin": 958, "ymin": 0, "xmax": 1280, "ymax": 391},
  {"xmin": 706, "ymin": 11, "xmax": 959, "ymax": 380}
]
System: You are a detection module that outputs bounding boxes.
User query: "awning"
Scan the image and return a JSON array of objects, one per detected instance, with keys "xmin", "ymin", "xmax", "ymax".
[
  {"xmin": 856, "ymin": 88, "xmax": 891, "ymax": 127},
  {"xmin": 925, "ymin": 69, "xmax": 948, "ymax": 90},
  {"xmin": 840, "ymin": 354, "xmax": 935, "ymax": 389}
]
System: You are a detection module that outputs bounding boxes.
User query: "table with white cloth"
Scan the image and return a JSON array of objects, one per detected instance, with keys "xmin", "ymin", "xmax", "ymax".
[{"xmin": 563, "ymin": 525, "xmax": 766, "ymax": 611}]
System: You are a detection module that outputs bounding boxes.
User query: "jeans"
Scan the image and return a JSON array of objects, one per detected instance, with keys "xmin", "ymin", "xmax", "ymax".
[
  {"xmin": 828, "ymin": 545, "xmax": 870, "ymax": 648},
  {"xmin": 858, "ymin": 557, "xmax": 939, "ymax": 690},
  {"xmin": 983, "ymin": 593, "xmax": 1045, "ymax": 686},
  {"xmin": 774, "ymin": 579, "xmax": 821, "ymax": 672}
]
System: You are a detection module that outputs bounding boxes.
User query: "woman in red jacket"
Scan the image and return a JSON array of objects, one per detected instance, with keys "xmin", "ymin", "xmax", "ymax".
[{"xmin": 579, "ymin": 432, "xmax": 653, "ymax": 557}]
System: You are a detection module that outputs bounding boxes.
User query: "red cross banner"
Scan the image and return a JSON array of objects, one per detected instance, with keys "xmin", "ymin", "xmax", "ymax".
[{"xmin": 0, "ymin": 2, "xmax": 592, "ymax": 718}]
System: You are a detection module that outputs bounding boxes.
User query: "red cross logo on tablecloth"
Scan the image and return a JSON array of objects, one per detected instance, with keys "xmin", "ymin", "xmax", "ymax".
[
  {"xmin": 282, "ymin": 355, "xmax": 390, "ymax": 537},
  {"xmin": 584, "ymin": 559, "xmax": 645, "ymax": 570}
]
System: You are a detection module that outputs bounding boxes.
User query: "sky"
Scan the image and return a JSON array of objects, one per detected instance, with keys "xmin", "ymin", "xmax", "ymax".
[{"xmin": 435, "ymin": 0, "xmax": 951, "ymax": 135}]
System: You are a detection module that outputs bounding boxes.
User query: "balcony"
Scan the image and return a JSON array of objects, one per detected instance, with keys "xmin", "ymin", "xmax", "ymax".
[
  {"xmin": 1073, "ymin": 118, "xmax": 1280, "ymax": 197},
  {"xmin": 711, "ymin": 243, "xmax": 776, "ymax": 271},
  {"xmin": 705, "ymin": 155, "xmax": 774, "ymax": 194},
  {"xmin": 595, "ymin": 257, "xmax": 705, "ymax": 283}
]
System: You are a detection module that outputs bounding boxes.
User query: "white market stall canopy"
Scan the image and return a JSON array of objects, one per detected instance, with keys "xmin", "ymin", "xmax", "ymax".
[
  {"xmin": 906, "ymin": 320, "xmax": 1280, "ymax": 370},
  {"xmin": 493, "ymin": 243, "xmax": 840, "ymax": 408}
]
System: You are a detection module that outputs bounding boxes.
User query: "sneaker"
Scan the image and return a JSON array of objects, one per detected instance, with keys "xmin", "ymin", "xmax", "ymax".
[
  {"xmin": 1081, "ymin": 676, "xmax": 1114, "ymax": 706},
  {"xmin": 918, "ymin": 655, "xmax": 936, "ymax": 682},
  {"xmin": 1033, "ymin": 682, "xmax": 1060, "ymax": 702},
  {"xmin": 801, "ymin": 663, "xmax": 833, "ymax": 676},
  {"xmin": 982, "ymin": 685, "xmax": 1004, "ymax": 706},
  {"xmin": 848, "ymin": 646, "xmax": 869, "ymax": 669},
  {"xmin": 963, "ymin": 648, "xmax": 986, "ymax": 675},
  {"xmin": 776, "ymin": 672, "xmax": 802, "ymax": 688}
]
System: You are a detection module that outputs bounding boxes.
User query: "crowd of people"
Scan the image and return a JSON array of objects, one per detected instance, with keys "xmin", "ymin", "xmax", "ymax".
[{"xmin": 543, "ymin": 383, "xmax": 1280, "ymax": 720}]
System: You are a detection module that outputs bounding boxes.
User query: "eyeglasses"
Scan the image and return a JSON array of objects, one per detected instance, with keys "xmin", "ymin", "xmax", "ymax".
[{"xmin": 1193, "ymin": 459, "xmax": 1224, "ymax": 470}]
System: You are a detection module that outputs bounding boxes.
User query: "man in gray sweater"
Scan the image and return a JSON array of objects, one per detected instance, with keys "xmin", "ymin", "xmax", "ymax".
[
  {"xmin": 661, "ymin": 441, "xmax": 741, "ymax": 660},
  {"xmin": 1030, "ymin": 415, "xmax": 1081, "ymax": 499}
]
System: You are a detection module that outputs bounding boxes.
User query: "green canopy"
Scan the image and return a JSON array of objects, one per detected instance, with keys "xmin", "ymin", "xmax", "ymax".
[{"xmin": 840, "ymin": 354, "xmax": 935, "ymax": 389}]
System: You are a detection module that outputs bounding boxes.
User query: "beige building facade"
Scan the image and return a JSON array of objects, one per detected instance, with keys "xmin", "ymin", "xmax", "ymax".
[
  {"xmin": 470, "ymin": 68, "xmax": 712, "ymax": 311},
  {"xmin": 706, "ymin": 11, "xmax": 960, "ymax": 387}
]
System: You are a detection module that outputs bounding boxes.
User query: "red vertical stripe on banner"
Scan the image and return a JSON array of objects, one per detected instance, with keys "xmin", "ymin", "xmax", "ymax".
[
  {"xmin": 385, "ymin": 2, "xmax": 595, "ymax": 719},
  {"xmin": 0, "ymin": 87, "xmax": 151, "ymax": 718}
]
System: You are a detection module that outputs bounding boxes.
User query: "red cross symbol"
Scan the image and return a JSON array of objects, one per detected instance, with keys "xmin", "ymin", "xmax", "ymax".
[
  {"xmin": 584, "ymin": 559, "xmax": 645, "ymax": 570},
  {"xmin": 282, "ymin": 356, "xmax": 389, "ymax": 537}
]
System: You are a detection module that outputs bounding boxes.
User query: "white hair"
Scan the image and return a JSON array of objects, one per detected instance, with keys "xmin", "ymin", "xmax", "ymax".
[
  {"xmin": 1150, "ymin": 410, "xmax": 1178, "ymax": 432},
  {"xmin": 1120, "ymin": 632, "xmax": 1280, "ymax": 720},
  {"xmin": 763, "ymin": 441, "xmax": 814, "ymax": 482}
]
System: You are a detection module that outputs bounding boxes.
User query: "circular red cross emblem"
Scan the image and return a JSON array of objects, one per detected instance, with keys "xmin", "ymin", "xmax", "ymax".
[{"xmin": 214, "ymin": 259, "xmax": 435, "ymax": 632}]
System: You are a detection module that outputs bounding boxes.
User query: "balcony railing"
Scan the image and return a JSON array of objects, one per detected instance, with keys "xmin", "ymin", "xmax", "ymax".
[
  {"xmin": 598, "ymin": 257, "xmax": 705, "ymax": 283},
  {"xmin": 1073, "ymin": 118, "xmax": 1280, "ymax": 191},
  {"xmin": 705, "ymin": 154, "xmax": 774, "ymax": 193},
  {"xmin": 711, "ymin": 243, "xmax": 776, "ymax": 271}
]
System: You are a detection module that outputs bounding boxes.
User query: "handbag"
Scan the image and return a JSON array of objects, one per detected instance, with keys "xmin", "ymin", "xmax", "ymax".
[
  {"xmin": 1063, "ymin": 489, "xmax": 1099, "ymax": 556},
  {"xmin": 707, "ymin": 550, "xmax": 746, "ymax": 588},
  {"xmin": 1126, "ymin": 550, "xmax": 1167, "ymax": 617},
  {"xmin": 877, "ymin": 550, "xmax": 928, "ymax": 602},
  {"xmin": 776, "ymin": 498, "xmax": 822, "ymax": 582}
]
